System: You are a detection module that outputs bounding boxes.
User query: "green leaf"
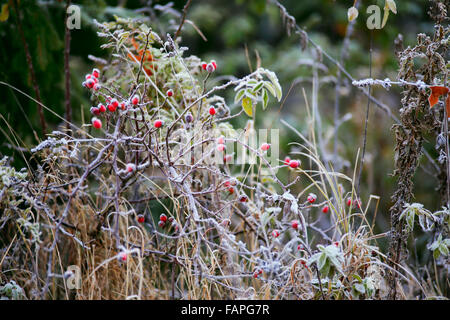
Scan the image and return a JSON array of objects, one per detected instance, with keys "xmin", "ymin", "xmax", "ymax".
[
  {"xmin": 263, "ymin": 82, "xmax": 276, "ymax": 97},
  {"xmin": 244, "ymin": 89, "xmax": 258, "ymax": 101},
  {"xmin": 406, "ymin": 212, "xmax": 414, "ymax": 232},
  {"xmin": 352, "ymin": 274, "xmax": 363, "ymax": 283},
  {"xmin": 439, "ymin": 244, "xmax": 449, "ymax": 256},
  {"xmin": 262, "ymin": 89, "xmax": 269, "ymax": 110},
  {"xmin": 433, "ymin": 249, "xmax": 440, "ymax": 259},
  {"xmin": 242, "ymin": 97, "xmax": 253, "ymax": 117},
  {"xmin": 252, "ymin": 81, "xmax": 264, "ymax": 93},
  {"xmin": 139, "ymin": 23, "xmax": 150, "ymax": 34},
  {"xmin": 317, "ymin": 252, "xmax": 327, "ymax": 271},
  {"xmin": 234, "ymin": 89, "xmax": 246, "ymax": 104}
]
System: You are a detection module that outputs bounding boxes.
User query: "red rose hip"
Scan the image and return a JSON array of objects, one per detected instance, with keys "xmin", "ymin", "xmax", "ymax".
[{"xmin": 91, "ymin": 117, "xmax": 102, "ymax": 129}]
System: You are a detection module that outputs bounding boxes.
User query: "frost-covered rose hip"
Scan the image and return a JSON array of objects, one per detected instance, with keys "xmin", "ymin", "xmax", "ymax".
[
  {"xmin": 239, "ymin": 195, "xmax": 248, "ymax": 203},
  {"xmin": 217, "ymin": 136, "xmax": 225, "ymax": 144},
  {"xmin": 137, "ymin": 215, "xmax": 145, "ymax": 223},
  {"xmin": 289, "ymin": 160, "xmax": 300, "ymax": 169},
  {"xmin": 209, "ymin": 106, "xmax": 216, "ymax": 116},
  {"xmin": 291, "ymin": 220, "xmax": 299, "ymax": 230},
  {"xmin": 91, "ymin": 117, "xmax": 102, "ymax": 129},
  {"xmin": 118, "ymin": 252, "xmax": 127, "ymax": 262},
  {"xmin": 322, "ymin": 205, "xmax": 329, "ymax": 214},
  {"xmin": 85, "ymin": 79, "xmax": 95, "ymax": 89},
  {"xmin": 131, "ymin": 95, "xmax": 139, "ymax": 105},
  {"xmin": 126, "ymin": 163, "xmax": 136, "ymax": 173},
  {"xmin": 108, "ymin": 103, "xmax": 117, "ymax": 112},
  {"xmin": 307, "ymin": 193, "xmax": 317, "ymax": 203},
  {"xmin": 284, "ymin": 156, "xmax": 291, "ymax": 165},
  {"xmin": 159, "ymin": 214, "xmax": 167, "ymax": 223},
  {"xmin": 166, "ymin": 89, "xmax": 173, "ymax": 97},
  {"xmin": 98, "ymin": 103, "xmax": 106, "ymax": 113},
  {"xmin": 217, "ymin": 144, "xmax": 226, "ymax": 152},
  {"xmin": 154, "ymin": 120, "xmax": 163, "ymax": 128},
  {"xmin": 90, "ymin": 106, "xmax": 100, "ymax": 116},
  {"xmin": 261, "ymin": 143, "xmax": 270, "ymax": 151},
  {"xmin": 111, "ymin": 99, "xmax": 119, "ymax": 108},
  {"xmin": 92, "ymin": 68, "xmax": 100, "ymax": 78},
  {"xmin": 346, "ymin": 197, "xmax": 352, "ymax": 206},
  {"xmin": 158, "ymin": 220, "xmax": 165, "ymax": 228},
  {"xmin": 272, "ymin": 230, "xmax": 280, "ymax": 238},
  {"xmin": 253, "ymin": 268, "xmax": 263, "ymax": 278},
  {"xmin": 206, "ymin": 63, "xmax": 215, "ymax": 73}
]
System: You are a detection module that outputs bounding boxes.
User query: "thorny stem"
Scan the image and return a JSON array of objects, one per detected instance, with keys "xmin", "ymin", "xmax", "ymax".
[
  {"xmin": 64, "ymin": 0, "xmax": 72, "ymax": 132},
  {"xmin": 333, "ymin": 3, "xmax": 358, "ymax": 170},
  {"xmin": 357, "ymin": 30, "xmax": 373, "ymax": 196}
]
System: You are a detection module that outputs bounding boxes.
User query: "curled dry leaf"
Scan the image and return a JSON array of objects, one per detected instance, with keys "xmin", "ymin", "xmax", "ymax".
[{"xmin": 428, "ymin": 86, "xmax": 449, "ymax": 108}]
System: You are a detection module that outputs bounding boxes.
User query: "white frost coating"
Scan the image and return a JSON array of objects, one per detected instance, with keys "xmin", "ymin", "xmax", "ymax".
[
  {"xmin": 353, "ymin": 77, "xmax": 433, "ymax": 91},
  {"xmin": 31, "ymin": 137, "xmax": 68, "ymax": 153}
]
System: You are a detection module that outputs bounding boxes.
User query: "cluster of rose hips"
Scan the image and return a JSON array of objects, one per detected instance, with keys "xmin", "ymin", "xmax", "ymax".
[
  {"xmin": 253, "ymin": 268, "xmax": 263, "ymax": 279},
  {"xmin": 283, "ymin": 156, "xmax": 300, "ymax": 169},
  {"xmin": 89, "ymin": 93, "xmax": 140, "ymax": 130},
  {"xmin": 306, "ymin": 192, "xmax": 329, "ymax": 213},
  {"xmin": 158, "ymin": 214, "xmax": 168, "ymax": 228},
  {"xmin": 216, "ymin": 136, "xmax": 226, "ymax": 152},
  {"xmin": 346, "ymin": 197, "xmax": 362, "ymax": 209},
  {"xmin": 82, "ymin": 68, "xmax": 100, "ymax": 91},
  {"xmin": 157, "ymin": 214, "xmax": 178, "ymax": 231},
  {"xmin": 201, "ymin": 60, "xmax": 217, "ymax": 73},
  {"xmin": 223, "ymin": 178, "xmax": 237, "ymax": 194}
]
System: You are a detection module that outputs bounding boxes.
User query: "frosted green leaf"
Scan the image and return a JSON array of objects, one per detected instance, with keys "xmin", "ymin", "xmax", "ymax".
[
  {"xmin": 262, "ymin": 89, "xmax": 269, "ymax": 110},
  {"xmin": 234, "ymin": 89, "xmax": 246, "ymax": 104}
]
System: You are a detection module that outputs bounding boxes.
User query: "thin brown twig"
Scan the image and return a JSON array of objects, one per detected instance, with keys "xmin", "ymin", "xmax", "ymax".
[
  {"xmin": 12, "ymin": 0, "xmax": 47, "ymax": 136},
  {"xmin": 64, "ymin": 0, "xmax": 72, "ymax": 132},
  {"xmin": 173, "ymin": 0, "xmax": 193, "ymax": 41}
]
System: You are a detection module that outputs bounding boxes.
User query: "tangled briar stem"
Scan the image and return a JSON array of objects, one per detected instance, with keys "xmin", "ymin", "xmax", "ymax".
[{"xmin": 386, "ymin": 1, "xmax": 449, "ymax": 299}]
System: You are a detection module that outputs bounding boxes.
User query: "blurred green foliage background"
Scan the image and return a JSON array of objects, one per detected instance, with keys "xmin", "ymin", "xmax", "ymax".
[{"xmin": 0, "ymin": 0, "xmax": 439, "ymax": 257}]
